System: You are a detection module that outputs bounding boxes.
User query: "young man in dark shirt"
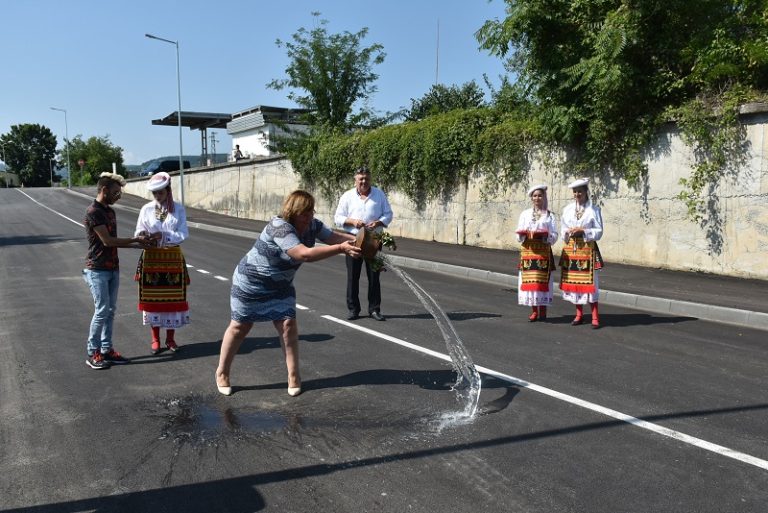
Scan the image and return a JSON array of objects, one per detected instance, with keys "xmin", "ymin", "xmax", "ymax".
[{"xmin": 83, "ymin": 173, "xmax": 152, "ymax": 369}]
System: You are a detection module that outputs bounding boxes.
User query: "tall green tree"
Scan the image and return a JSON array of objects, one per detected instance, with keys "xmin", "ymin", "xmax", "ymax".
[
  {"xmin": 268, "ymin": 12, "xmax": 386, "ymax": 129},
  {"xmin": 0, "ymin": 124, "xmax": 57, "ymax": 186},
  {"xmin": 476, "ymin": 0, "xmax": 768, "ymax": 187},
  {"xmin": 405, "ymin": 81, "xmax": 487, "ymax": 121},
  {"xmin": 63, "ymin": 135, "xmax": 126, "ymax": 185}
]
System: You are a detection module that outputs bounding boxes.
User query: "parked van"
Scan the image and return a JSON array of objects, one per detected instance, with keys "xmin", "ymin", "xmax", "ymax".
[{"xmin": 140, "ymin": 159, "xmax": 191, "ymax": 176}]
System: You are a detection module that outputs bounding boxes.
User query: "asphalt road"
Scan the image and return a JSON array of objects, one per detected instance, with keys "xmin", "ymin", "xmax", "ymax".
[{"xmin": 1, "ymin": 188, "xmax": 767, "ymax": 513}]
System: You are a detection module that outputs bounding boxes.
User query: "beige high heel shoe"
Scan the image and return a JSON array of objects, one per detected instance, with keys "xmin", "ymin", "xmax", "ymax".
[
  {"xmin": 288, "ymin": 382, "xmax": 302, "ymax": 396},
  {"xmin": 216, "ymin": 373, "xmax": 232, "ymax": 396}
]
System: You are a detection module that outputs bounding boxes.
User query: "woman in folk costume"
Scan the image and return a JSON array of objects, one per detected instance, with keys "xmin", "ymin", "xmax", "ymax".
[
  {"xmin": 516, "ymin": 184, "xmax": 558, "ymax": 322},
  {"xmin": 134, "ymin": 172, "xmax": 190, "ymax": 353},
  {"xmin": 559, "ymin": 178, "xmax": 604, "ymax": 328}
]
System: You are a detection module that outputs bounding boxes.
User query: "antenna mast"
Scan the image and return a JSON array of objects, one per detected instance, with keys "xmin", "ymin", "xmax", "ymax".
[{"xmin": 435, "ymin": 18, "xmax": 440, "ymax": 85}]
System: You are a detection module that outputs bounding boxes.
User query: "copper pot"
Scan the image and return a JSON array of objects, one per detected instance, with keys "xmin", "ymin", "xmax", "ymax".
[{"xmin": 354, "ymin": 228, "xmax": 381, "ymax": 259}]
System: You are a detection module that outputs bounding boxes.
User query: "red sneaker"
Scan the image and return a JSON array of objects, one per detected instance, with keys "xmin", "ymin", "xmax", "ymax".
[
  {"xmin": 86, "ymin": 352, "xmax": 111, "ymax": 369},
  {"xmin": 102, "ymin": 349, "xmax": 130, "ymax": 364}
]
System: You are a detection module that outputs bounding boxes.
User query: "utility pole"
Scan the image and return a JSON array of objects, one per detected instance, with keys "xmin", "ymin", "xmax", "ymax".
[
  {"xmin": 1, "ymin": 143, "xmax": 7, "ymax": 188},
  {"xmin": 50, "ymin": 107, "xmax": 71, "ymax": 188},
  {"xmin": 209, "ymin": 131, "xmax": 218, "ymax": 164}
]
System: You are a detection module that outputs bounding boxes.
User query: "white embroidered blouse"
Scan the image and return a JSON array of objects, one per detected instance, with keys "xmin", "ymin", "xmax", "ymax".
[
  {"xmin": 516, "ymin": 208, "xmax": 558, "ymax": 245},
  {"xmin": 134, "ymin": 201, "xmax": 189, "ymax": 247},
  {"xmin": 560, "ymin": 201, "xmax": 603, "ymax": 243}
]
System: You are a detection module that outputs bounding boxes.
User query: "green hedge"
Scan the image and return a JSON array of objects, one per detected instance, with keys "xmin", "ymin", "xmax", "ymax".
[{"xmin": 283, "ymin": 108, "xmax": 539, "ymax": 208}]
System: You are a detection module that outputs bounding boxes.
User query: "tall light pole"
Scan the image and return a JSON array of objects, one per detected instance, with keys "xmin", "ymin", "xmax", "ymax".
[
  {"xmin": 50, "ymin": 107, "xmax": 72, "ymax": 188},
  {"xmin": 49, "ymin": 158, "xmax": 55, "ymax": 187},
  {"xmin": 145, "ymin": 33, "xmax": 185, "ymax": 205},
  {"xmin": 1, "ymin": 142, "xmax": 7, "ymax": 188}
]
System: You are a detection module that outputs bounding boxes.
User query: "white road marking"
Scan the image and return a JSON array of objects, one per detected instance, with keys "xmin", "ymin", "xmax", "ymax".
[
  {"xmin": 322, "ymin": 314, "xmax": 768, "ymax": 472},
  {"xmin": 17, "ymin": 189, "xmax": 84, "ymax": 227},
  {"xmin": 18, "ymin": 192, "xmax": 230, "ymax": 290},
  {"xmin": 296, "ymin": 304, "xmax": 309, "ymax": 310}
]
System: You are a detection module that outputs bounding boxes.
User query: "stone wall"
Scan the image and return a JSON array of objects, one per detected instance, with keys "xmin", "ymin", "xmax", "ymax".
[{"xmin": 125, "ymin": 114, "xmax": 768, "ymax": 280}]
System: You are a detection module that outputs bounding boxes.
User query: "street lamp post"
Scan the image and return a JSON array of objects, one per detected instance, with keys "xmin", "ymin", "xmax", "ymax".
[
  {"xmin": 1, "ymin": 142, "xmax": 7, "ymax": 188},
  {"xmin": 145, "ymin": 33, "xmax": 185, "ymax": 205},
  {"xmin": 50, "ymin": 107, "xmax": 72, "ymax": 189}
]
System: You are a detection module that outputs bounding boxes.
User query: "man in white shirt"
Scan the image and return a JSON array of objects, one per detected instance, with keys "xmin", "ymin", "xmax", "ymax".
[{"xmin": 334, "ymin": 167, "xmax": 394, "ymax": 321}]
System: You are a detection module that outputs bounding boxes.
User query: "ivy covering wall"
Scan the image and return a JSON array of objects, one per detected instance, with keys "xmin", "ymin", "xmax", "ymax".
[{"xmin": 283, "ymin": 107, "xmax": 540, "ymax": 209}]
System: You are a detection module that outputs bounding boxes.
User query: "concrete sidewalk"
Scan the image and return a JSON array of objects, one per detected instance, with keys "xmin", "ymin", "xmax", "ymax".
[{"xmin": 71, "ymin": 188, "xmax": 768, "ymax": 331}]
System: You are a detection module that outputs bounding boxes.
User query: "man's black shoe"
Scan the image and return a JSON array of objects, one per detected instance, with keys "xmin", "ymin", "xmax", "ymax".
[
  {"xmin": 347, "ymin": 311, "xmax": 360, "ymax": 321},
  {"xmin": 370, "ymin": 311, "xmax": 386, "ymax": 321}
]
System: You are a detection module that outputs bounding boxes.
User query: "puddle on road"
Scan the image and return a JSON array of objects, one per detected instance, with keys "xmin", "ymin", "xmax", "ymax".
[
  {"xmin": 150, "ymin": 393, "xmax": 499, "ymax": 448},
  {"xmin": 154, "ymin": 396, "xmax": 309, "ymax": 446}
]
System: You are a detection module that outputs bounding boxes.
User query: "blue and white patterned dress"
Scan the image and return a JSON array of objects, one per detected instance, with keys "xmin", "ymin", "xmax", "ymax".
[{"xmin": 230, "ymin": 216, "xmax": 333, "ymax": 322}]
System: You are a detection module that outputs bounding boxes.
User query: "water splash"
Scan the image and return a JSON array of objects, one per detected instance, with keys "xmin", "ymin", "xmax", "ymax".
[
  {"xmin": 155, "ymin": 396, "xmax": 306, "ymax": 446},
  {"xmin": 389, "ymin": 263, "xmax": 482, "ymax": 418}
]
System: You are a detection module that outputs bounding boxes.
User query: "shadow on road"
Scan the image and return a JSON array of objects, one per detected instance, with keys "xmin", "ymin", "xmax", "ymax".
[
  {"xmin": 383, "ymin": 311, "xmax": 502, "ymax": 321},
  {"xmin": 7, "ymin": 401, "xmax": 768, "ymax": 513},
  {"xmin": 542, "ymin": 313, "xmax": 696, "ymax": 327},
  {"xmin": 0, "ymin": 234, "xmax": 78, "ymax": 247},
  {"xmin": 128, "ymin": 333, "xmax": 336, "ymax": 364}
]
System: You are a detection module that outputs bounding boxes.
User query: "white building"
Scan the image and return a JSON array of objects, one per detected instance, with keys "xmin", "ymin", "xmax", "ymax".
[
  {"xmin": 226, "ymin": 105, "xmax": 310, "ymax": 160},
  {"xmin": 0, "ymin": 165, "xmax": 19, "ymax": 187}
]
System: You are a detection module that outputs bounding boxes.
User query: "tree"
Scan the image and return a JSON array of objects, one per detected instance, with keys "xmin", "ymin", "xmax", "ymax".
[
  {"xmin": 405, "ymin": 81, "xmax": 487, "ymax": 122},
  {"xmin": 0, "ymin": 124, "xmax": 57, "ymax": 187},
  {"xmin": 268, "ymin": 13, "xmax": 386, "ymax": 129},
  {"xmin": 476, "ymin": 0, "xmax": 768, "ymax": 188},
  {"xmin": 63, "ymin": 135, "xmax": 125, "ymax": 185}
]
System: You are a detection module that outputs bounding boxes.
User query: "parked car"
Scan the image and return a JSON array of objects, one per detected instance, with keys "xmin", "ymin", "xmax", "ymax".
[{"xmin": 140, "ymin": 159, "xmax": 191, "ymax": 176}]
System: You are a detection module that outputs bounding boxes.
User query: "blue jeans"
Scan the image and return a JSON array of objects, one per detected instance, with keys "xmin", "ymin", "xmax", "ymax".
[{"xmin": 83, "ymin": 269, "xmax": 120, "ymax": 354}]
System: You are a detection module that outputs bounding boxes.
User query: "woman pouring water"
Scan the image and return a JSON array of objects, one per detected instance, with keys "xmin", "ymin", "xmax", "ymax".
[{"xmin": 215, "ymin": 190, "xmax": 361, "ymax": 397}]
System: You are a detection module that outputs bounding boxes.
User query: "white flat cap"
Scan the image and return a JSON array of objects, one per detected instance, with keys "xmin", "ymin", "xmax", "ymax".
[
  {"xmin": 568, "ymin": 177, "xmax": 589, "ymax": 189},
  {"xmin": 147, "ymin": 172, "xmax": 171, "ymax": 191},
  {"xmin": 527, "ymin": 184, "xmax": 548, "ymax": 196}
]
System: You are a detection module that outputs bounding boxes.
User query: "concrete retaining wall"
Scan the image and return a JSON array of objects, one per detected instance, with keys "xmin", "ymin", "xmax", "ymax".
[{"xmin": 125, "ymin": 114, "xmax": 768, "ymax": 280}]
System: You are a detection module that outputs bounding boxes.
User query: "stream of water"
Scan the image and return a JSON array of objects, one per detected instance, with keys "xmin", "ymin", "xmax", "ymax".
[{"xmin": 389, "ymin": 264, "xmax": 482, "ymax": 418}]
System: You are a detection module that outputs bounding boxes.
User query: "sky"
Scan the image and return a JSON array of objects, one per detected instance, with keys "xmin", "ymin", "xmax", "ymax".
[{"xmin": 0, "ymin": 0, "xmax": 510, "ymax": 166}]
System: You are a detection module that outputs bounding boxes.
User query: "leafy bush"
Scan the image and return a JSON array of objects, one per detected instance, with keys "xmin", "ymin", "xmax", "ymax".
[{"xmin": 280, "ymin": 107, "xmax": 539, "ymax": 209}]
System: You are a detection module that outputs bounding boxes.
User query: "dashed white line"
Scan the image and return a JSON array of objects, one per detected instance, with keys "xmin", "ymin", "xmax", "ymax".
[
  {"xmin": 322, "ymin": 314, "xmax": 768, "ymax": 472},
  {"xmin": 214, "ymin": 275, "xmax": 229, "ymax": 281},
  {"xmin": 296, "ymin": 304, "xmax": 309, "ymax": 310},
  {"xmin": 196, "ymin": 269, "xmax": 211, "ymax": 274}
]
